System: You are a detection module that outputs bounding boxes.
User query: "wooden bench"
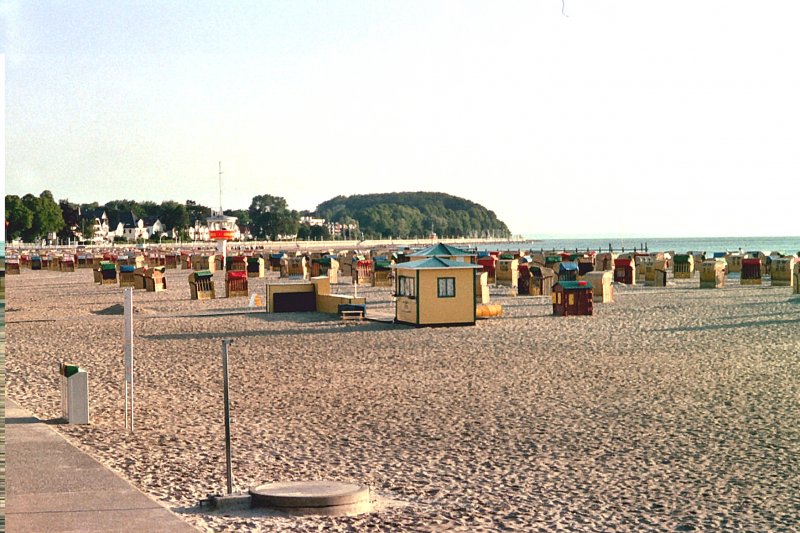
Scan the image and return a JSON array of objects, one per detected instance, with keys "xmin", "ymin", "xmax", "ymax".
[{"xmin": 340, "ymin": 310, "xmax": 364, "ymax": 321}]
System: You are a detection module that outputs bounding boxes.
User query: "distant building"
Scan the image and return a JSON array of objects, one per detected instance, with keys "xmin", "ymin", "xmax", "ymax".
[
  {"xmin": 300, "ymin": 216, "xmax": 327, "ymax": 227},
  {"xmin": 122, "ymin": 211, "xmax": 148, "ymax": 242},
  {"xmin": 82, "ymin": 209, "xmax": 122, "ymax": 243},
  {"xmin": 188, "ymin": 221, "xmax": 210, "ymax": 242},
  {"xmin": 143, "ymin": 218, "xmax": 167, "ymax": 238}
]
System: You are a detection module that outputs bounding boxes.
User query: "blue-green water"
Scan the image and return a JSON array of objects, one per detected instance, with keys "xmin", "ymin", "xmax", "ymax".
[{"xmin": 485, "ymin": 236, "xmax": 800, "ymax": 254}]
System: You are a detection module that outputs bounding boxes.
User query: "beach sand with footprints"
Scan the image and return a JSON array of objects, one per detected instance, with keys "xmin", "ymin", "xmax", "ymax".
[{"xmin": 5, "ymin": 266, "xmax": 800, "ymax": 531}]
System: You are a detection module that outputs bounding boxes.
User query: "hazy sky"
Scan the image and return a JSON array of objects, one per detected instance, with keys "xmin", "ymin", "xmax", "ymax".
[{"xmin": 3, "ymin": 1, "xmax": 800, "ymax": 239}]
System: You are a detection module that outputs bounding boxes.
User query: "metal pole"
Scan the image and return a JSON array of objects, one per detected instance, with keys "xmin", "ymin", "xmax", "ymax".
[
  {"xmin": 222, "ymin": 339, "xmax": 234, "ymax": 494},
  {"xmin": 218, "ymin": 161, "xmax": 224, "ymax": 214},
  {"xmin": 125, "ymin": 381, "xmax": 129, "ymax": 431},
  {"xmin": 124, "ymin": 288, "xmax": 134, "ymax": 432}
]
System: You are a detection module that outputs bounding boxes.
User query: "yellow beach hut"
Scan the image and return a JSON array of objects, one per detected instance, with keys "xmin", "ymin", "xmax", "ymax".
[{"xmin": 391, "ymin": 257, "xmax": 482, "ymax": 327}]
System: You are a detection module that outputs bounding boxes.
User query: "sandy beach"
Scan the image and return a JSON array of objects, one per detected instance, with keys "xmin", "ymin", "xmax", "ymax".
[{"xmin": 5, "ymin": 266, "xmax": 800, "ymax": 531}]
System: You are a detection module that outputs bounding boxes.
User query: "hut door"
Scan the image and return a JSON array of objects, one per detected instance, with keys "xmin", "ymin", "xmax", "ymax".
[{"xmin": 273, "ymin": 292, "xmax": 316, "ymax": 312}]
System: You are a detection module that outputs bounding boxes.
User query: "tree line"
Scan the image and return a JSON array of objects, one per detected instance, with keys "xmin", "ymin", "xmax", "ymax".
[
  {"xmin": 5, "ymin": 192, "xmax": 300, "ymax": 242},
  {"xmin": 6, "ymin": 190, "xmax": 510, "ymax": 243},
  {"xmin": 315, "ymin": 192, "xmax": 511, "ymax": 239}
]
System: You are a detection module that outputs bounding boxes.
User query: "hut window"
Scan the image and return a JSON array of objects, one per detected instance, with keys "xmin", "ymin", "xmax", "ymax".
[
  {"xmin": 568, "ymin": 294, "xmax": 575, "ymax": 306},
  {"xmin": 437, "ymin": 277, "xmax": 456, "ymax": 298},
  {"xmin": 398, "ymin": 275, "xmax": 416, "ymax": 298}
]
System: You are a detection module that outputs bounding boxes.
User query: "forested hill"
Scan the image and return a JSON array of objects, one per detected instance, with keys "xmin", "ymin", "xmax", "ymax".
[{"xmin": 314, "ymin": 192, "xmax": 511, "ymax": 239}]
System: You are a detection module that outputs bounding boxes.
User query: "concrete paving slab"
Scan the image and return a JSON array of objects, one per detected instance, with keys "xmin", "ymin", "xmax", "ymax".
[{"xmin": 5, "ymin": 399, "xmax": 198, "ymax": 533}]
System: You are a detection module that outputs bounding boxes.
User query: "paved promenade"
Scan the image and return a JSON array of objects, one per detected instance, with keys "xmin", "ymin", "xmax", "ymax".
[{"xmin": 4, "ymin": 399, "xmax": 198, "ymax": 533}]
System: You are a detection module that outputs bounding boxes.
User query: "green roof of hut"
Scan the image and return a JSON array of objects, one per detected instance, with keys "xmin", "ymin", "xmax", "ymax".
[
  {"xmin": 413, "ymin": 243, "xmax": 474, "ymax": 257},
  {"xmin": 393, "ymin": 257, "xmax": 481, "ymax": 270}
]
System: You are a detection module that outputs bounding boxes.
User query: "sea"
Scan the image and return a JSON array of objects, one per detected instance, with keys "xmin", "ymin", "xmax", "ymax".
[{"xmin": 477, "ymin": 236, "xmax": 800, "ymax": 255}]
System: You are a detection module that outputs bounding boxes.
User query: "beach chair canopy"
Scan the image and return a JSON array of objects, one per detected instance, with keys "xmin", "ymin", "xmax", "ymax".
[
  {"xmin": 559, "ymin": 262, "xmax": 579, "ymax": 273},
  {"xmin": 556, "ymin": 280, "xmax": 593, "ymax": 290}
]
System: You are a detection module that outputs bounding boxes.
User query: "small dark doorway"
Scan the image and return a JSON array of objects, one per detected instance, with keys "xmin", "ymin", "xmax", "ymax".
[{"xmin": 273, "ymin": 292, "xmax": 316, "ymax": 312}]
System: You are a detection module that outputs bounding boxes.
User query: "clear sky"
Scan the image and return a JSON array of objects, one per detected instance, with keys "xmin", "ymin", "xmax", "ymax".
[{"xmin": 3, "ymin": 1, "xmax": 799, "ymax": 239}]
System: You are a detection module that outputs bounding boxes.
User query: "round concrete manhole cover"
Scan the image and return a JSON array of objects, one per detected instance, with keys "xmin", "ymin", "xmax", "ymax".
[{"xmin": 250, "ymin": 481, "xmax": 370, "ymax": 511}]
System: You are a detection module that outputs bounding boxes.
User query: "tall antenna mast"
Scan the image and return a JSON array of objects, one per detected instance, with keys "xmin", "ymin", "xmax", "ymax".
[{"xmin": 218, "ymin": 161, "xmax": 224, "ymax": 214}]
